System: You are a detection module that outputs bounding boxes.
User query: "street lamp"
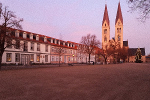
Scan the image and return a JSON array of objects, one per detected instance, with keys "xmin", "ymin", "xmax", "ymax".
[{"xmin": 73, "ymin": 55, "xmax": 74, "ymax": 63}]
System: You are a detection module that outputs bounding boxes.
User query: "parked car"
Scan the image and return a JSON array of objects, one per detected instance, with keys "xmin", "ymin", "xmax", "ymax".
[{"xmin": 88, "ymin": 61, "xmax": 94, "ymax": 65}]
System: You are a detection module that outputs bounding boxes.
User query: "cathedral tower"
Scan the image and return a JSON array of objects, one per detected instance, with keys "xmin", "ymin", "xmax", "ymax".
[
  {"xmin": 102, "ymin": 4, "xmax": 110, "ymax": 49},
  {"xmin": 115, "ymin": 2, "xmax": 123, "ymax": 48}
]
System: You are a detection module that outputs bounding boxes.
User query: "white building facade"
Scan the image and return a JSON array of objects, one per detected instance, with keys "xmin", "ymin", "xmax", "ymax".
[{"xmin": 2, "ymin": 29, "xmax": 96, "ymax": 65}]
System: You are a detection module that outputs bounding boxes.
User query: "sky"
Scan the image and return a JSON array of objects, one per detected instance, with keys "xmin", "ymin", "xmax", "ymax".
[{"xmin": 1, "ymin": 0, "xmax": 150, "ymax": 55}]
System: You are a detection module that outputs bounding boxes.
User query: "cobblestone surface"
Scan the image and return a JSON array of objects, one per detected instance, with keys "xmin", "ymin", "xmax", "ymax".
[{"xmin": 0, "ymin": 63, "xmax": 150, "ymax": 100}]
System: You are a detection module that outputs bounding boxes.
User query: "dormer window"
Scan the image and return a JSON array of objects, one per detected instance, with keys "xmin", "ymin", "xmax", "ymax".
[
  {"xmin": 44, "ymin": 37, "xmax": 47, "ymax": 42},
  {"xmin": 23, "ymin": 32, "xmax": 26, "ymax": 39},
  {"xmin": 36, "ymin": 35, "xmax": 39, "ymax": 41},
  {"xmin": 15, "ymin": 31, "xmax": 19, "ymax": 37},
  {"xmin": 51, "ymin": 39, "xmax": 53, "ymax": 43},
  {"xmin": 53, "ymin": 39, "xmax": 55, "ymax": 44},
  {"xmin": 60, "ymin": 41, "xmax": 63, "ymax": 45},
  {"xmin": 65, "ymin": 42, "xmax": 68, "ymax": 46},
  {"xmin": 63, "ymin": 42, "xmax": 65, "ymax": 46},
  {"xmin": 30, "ymin": 34, "xmax": 33, "ymax": 40},
  {"xmin": 57, "ymin": 40, "xmax": 59, "ymax": 44}
]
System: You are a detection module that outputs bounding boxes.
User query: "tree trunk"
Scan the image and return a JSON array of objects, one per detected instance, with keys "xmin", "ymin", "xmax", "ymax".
[
  {"xmin": 105, "ymin": 58, "xmax": 107, "ymax": 64},
  {"xmin": 59, "ymin": 55, "xmax": 60, "ymax": 67},
  {"xmin": 0, "ymin": 55, "xmax": 2, "ymax": 70},
  {"xmin": 89, "ymin": 54, "xmax": 90, "ymax": 64}
]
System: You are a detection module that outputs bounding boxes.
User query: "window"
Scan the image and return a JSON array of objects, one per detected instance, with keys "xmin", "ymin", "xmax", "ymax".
[
  {"xmin": 33, "ymin": 35, "xmax": 36, "ymax": 40},
  {"xmin": 68, "ymin": 57, "xmax": 70, "ymax": 61},
  {"xmin": 60, "ymin": 41, "xmax": 63, "ymax": 45},
  {"xmin": 57, "ymin": 40, "xmax": 59, "ymax": 44},
  {"xmin": 27, "ymin": 34, "xmax": 30, "ymax": 38},
  {"xmin": 65, "ymin": 42, "xmax": 68, "ymax": 46},
  {"xmin": 6, "ymin": 53, "xmax": 12, "ymax": 62},
  {"xmin": 71, "ymin": 50, "xmax": 73, "ymax": 54},
  {"xmin": 19, "ymin": 32, "xmax": 23, "ymax": 37},
  {"xmin": 15, "ymin": 53, "xmax": 20, "ymax": 62},
  {"xmin": 16, "ymin": 40, "xmax": 20, "ymax": 49},
  {"xmin": 52, "ymin": 47, "xmax": 55, "ymax": 52},
  {"xmin": 51, "ymin": 39, "xmax": 53, "ymax": 43},
  {"xmin": 56, "ymin": 56, "xmax": 59, "ymax": 61},
  {"xmin": 104, "ymin": 36, "xmax": 107, "ymax": 42},
  {"xmin": 36, "ymin": 35, "xmax": 39, "ymax": 41},
  {"xmin": 31, "ymin": 42, "xmax": 34, "ymax": 50},
  {"xmin": 118, "ymin": 35, "xmax": 121, "ymax": 41},
  {"xmin": 104, "ymin": 29, "xmax": 107, "ymax": 34},
  {"xmin": 52, "ymin": 56, "xmax": 55, "ymax": 61},
  {"xmin": 15, "ymin": 31, "xmax": 19, "ymax": 37},
  {"xmin": 37, "ymin": 43, "xmax": 40, "ymax": 51},
  {"xmin": 24, "ymin": 42, "xmax": 28, "ymax": 51},
  {"xmin": 44, "ymin": 37, "xmax": 47, "ymax": 42},
  {"xmin": 23, "ymin": 33, "xmax": 26, "ymax": 38},
  {"xmin": 45, "ymin": 55, "xmax": 48, "ymax": 62},
  {"xmin": 37, "ymin": 54, "xmax": 40, "ymax": 62},
  {"xmin": 30, "ymin": 54, "xmax": 34, "ymax": 61},
  {"xmin": 117, "ymin": 28, "xmax": 121, "ymax": 33},
  {"xmin": 30, "ymin": 34, "xmax": 33, "ymax": 39},
  {"xmin": 53, "ymin": 39, "xmax": 55, "ymax": 44},
  {"xmin": 45, "ymin": 45, "xmax": 48, "ymax": 52}
]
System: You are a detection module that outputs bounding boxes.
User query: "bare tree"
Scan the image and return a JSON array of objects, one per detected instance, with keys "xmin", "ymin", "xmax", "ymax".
[
  {"xmin": 0, "ymin": 3, "xmax": 23, "ymax": 70},
  {"xmin": 99, "ymin": 40, "xmax": 121, "ymax": 64},
  {"xmin": 127, "ymin": 0, "xmax": 150, "ymax": 21},
  {"xmin": 99, "ymin": 45, "xmax": 115, "ymax": 64},
  {"xmin": 55, "ymin": 40, "xmax": 65, "ymax": 67},
  {"xmin": 117, "ymin": 47, "xmax": 128, "ymax": 62},
  {"xmin": 80, "ymin": 34, "xmax": 100, "ymax": 64},
  {"xmin": 77, "ymin": 44, "xmax": 85, "ymax": 63}
]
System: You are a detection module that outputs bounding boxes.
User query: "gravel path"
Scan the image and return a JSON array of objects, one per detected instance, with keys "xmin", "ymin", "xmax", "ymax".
[{"xmin": 0, "ymin": 63, "xmax": 150, "ymax": 100}]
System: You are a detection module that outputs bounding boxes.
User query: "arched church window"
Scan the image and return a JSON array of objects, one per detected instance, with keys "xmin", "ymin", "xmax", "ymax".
[
  {"xmin": 119, "ymin": 28, "xmax": 121, "ymax": 33},
  {"xmin": 118, "ymin": 35, "xmax": 120, "ymax": 41},
  {"xmin": 104, "ymin": 29, "xmax": 107, "ymax": 34},
  {"xmin": 104, "ymin": 36, "xmax": 107, "ymax": 42},
  {"xmin": 117, "ymin": 28, "xmax": 121, "ymax": 33}
]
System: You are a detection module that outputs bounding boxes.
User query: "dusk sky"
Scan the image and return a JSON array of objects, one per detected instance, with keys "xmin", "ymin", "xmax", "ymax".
[{"xmin": 1, "ymin": 0, "xmax": 150, "ymax": 55}]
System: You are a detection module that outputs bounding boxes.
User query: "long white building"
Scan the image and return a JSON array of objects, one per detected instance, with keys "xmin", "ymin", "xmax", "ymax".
[{"xmin": 2, "ymin": 28, "xmax": 95, "ymax": 65}]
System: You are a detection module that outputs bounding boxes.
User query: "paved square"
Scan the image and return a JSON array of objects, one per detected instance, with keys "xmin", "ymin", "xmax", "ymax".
[{"xmin": 0, "ymin": 63, "xmax": 150, "ymax": 100}]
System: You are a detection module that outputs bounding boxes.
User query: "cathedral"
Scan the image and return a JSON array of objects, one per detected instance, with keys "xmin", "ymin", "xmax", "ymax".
[
  {"xmin": 102, "ymin": 2, "xmax": 124, "ymax": 49},
  {"xmin": 101, "ymin": 2, "xmax": 146, "ymax": 63}
]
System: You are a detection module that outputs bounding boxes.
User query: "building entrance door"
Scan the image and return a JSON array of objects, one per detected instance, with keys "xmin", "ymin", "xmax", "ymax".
[
  {"xmin": 64, "ymin": 56, "xmax": 66, "ymax": 63},
  {"xmin": 21, "ymin": 55, "xmax": 30, "ymax": 65}
]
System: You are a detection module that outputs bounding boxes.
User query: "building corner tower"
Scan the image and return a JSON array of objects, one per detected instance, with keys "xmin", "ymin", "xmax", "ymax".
[
  {"xmin": 115, "ymin": 2, "xmax": 123, "ymax": 48},
  {"xmin": 102, "ymin": 4, "xmax": 110, "ymax": 49}
]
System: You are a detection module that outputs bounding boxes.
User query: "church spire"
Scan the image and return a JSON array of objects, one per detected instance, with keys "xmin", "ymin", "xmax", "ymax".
[
  {"xmin": 115, "ymin": 2, "xmax": 123, "ymax": 24},
  {"xmin": 102, "ymin": 4, "xmax": 110, "ymax": 26}
]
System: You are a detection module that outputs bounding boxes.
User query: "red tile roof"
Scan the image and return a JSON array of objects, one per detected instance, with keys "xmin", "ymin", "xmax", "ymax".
[{"xmin": 9, "ymin": 28, "xmax": 78, "ymax": 50}]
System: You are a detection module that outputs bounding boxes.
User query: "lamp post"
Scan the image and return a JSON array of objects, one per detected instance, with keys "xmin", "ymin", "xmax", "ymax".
[{"xmin": 73, "ymin": 55, "xmax": 74, "ymax": 63}]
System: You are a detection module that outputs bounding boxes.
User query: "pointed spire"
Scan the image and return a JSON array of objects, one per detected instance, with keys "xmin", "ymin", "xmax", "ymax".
[
  {"xmin": 115, "ymin": 2, "xmax": 123, "ymax": 24},
  {"xmin": 102, "ymin": 4, "xmax": 110, "ymax": 26}
]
